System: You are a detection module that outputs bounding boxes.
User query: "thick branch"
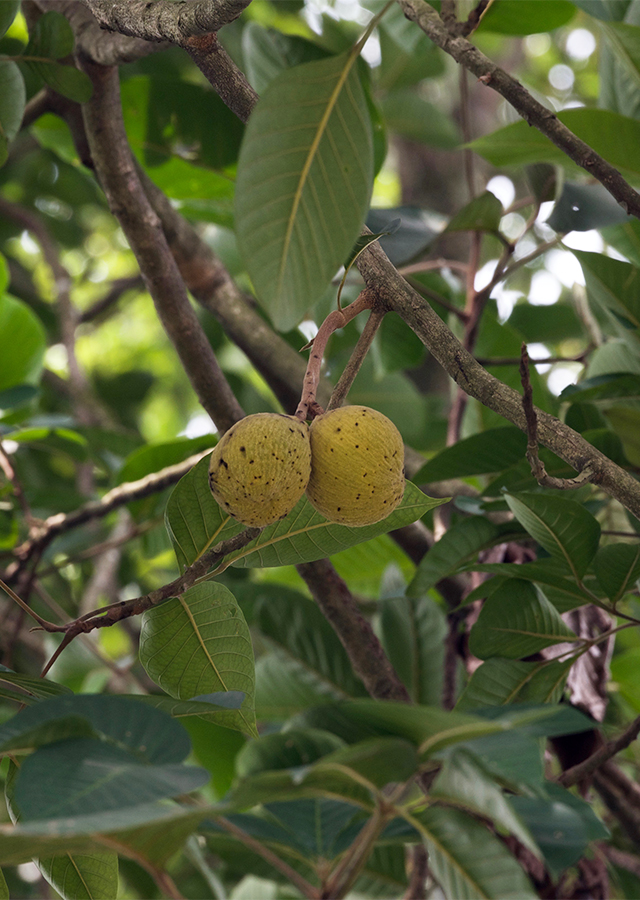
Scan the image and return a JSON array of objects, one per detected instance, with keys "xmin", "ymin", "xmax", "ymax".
[
  {"xmin": 297, "ymin": 559, "xmax": 411, "ymax": 703},
  {"xmin": 80, "ymin": 61, "xmax": 244, "ymax": 434},
  {"xmin": 356, "ymin": 237, "xmax": 640, "ymax": 521},
  {"xmin": 396, "ymin": 0, "xmax": 640, "ymax": 218},
  {"xmin": 80, "ymin": 0, "xmax": 250, "ymax": 42},
  {"xmin": 182, "ymin": 33, "xmax": 258, "ymax": 124}
]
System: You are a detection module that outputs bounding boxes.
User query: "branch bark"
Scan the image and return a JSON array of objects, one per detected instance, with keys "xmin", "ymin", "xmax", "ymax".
[
  {"xmin": 356, "ymin": 236, "xmax": 640, "ymax": 521},
  {"xmin": 80, "ymin": 60, "xmax": 245, "ymax": 435},
  {"xmin": 396, "ymin": 0, "xmax": 640, "ymax": 219},
  {"xmin": 80, "ymin": 0, "xmax": 251, "ymax": 42}
]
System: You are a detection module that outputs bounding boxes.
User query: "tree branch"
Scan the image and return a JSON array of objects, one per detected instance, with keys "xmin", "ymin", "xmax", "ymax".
[
  {"xmin": 79, "ymin": 61, "xmax": 244, "ymax": 434},
  {"xmin": 558, "ymin": 715, "xmax": 640, "ymax": 788},
  {"xmin": 395, "ymin": 0, "xmax": 640, "ymax": 218},
  {"xmin": 80, "ymin": 0, "xmax": 251, "ymax": 42},
  {"xmin": 356, "ymin": 235, "xmax": 640, "ymax": 521}
]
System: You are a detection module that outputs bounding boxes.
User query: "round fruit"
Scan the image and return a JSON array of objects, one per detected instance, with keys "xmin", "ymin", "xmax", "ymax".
[
  {"xmin": 306, "ymin": 405, "xmax": 405, "ymax": 526},
  {"xmin": 208, "ymin": 413, "xmax": 312, "ymax": 527}
]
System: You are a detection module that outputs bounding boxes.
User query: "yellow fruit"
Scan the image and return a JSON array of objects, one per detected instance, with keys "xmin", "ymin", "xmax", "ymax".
[
  {"xmin": 208, "ymin": 413, "xmax": 311, "ymax": 527},
  {"xmin": 306, "ymin": 405, "xmax": 405, "ymax": 526}
]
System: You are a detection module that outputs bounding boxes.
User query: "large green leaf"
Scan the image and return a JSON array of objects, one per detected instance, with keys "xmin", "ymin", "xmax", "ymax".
[
  {"xmin": 0, "ymin": 802, "xmax": 212, "ymax": 867},
  {"xmin": 413, "ymin": 427, "xmax": 527, "ymax": 482},
  {"xmin": 407, "ymin": 518, "xmax": 508, "ymax": 598},
  {"xmin": 378, "ymin": 594, "xmax": 446, "ymax": 705},
  {"xmin": 0, "ymin": 694, "xmax": 192, "ymax": 761},
  {"xmin": 573, "ymin": 249, "xmax": 640, "ymax": 333},
  {"xmin": 446, "ymin": 191, "xmax": 502, "ymax": 234},
  {"xmin": 14, "ymin": 738, "xmax": 208, "ymax": 821},
  {"xmin": 241, "ymin": 23, "xmax": 329, "ymax": 94},
  {"xmin": 166, "ymin": 455, "xmax": 443, "ymax": 571},
  {"xmin": 470, "ymin": 108, "xmax": 640, "ymax": 178},
  {"xmin": 0, "ymin": 61, "xmax": 25, "ymax": 166},
  {"xmin": 504, "ymin": 492, "xmax": 601, "ymax": 580},
  {"xmin": 380, "ymin": 90, "xmax": 459, "ymax": 148},
  {"xmin": 469, "ymin": 579, "xmax": 577, "ymax": 660},
  {"xmin": 510, "ymin": 791, "xmax": 595, "ymax": 878},
  {"xmin": 235, "ymin": 729, "xmax": 345, "ymax": 778},
  {"xmin": 456, "ymin": 657, "xmax": 573, "ymax": 711},
  {"xmin": 235, "ymin": 52, "xmax": 373, "ymax": 330},
  {"xmin": 465, "ymin": 558, "xmax": 594, "ymax": 612},
  {"xmin": 431, "ymin": 749, "xmax": 540, "ymax": 857},
  {"xmin": 476, "ymin": 0, "xmax": 575, "ymax": 33},
  {"xmin": 6, "ymin": 762, "xmax": 119, "ymax": 900},
  {"xmin": 253, "ymin": 589, "xmax": 368, "ymax": 699},
  {"xmin": 140, "ymin": 581, "xmax": 257, "ymax": 736},
  {"xmin": 37, "ymin": 852, "xmax": 118, "ymax": 900},
  {"xmin": 409, "ymin": 807, "xmax": 536, "ymax": 899},
  {"xmin": 594, "ymin": 542, "xmax": 640, "ymax": 604},
  {"xmin": 0, "ymin": 294, "xmax": 46, "ymax": 391}
]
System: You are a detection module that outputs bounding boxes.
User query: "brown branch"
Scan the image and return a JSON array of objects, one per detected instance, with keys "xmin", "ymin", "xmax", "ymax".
[
  {"xmin": 593, "ymin": 761, "xmax": 640, "ymax": 849},
  {"xmin": 10, "ymin": 451, "xmax": 210, "ymax": 578},
  {"xmin": 519, "ymin": 344, "xmax": 596, "ymax": 490},
  {"xmin": 182, "ymin": 33, "xmax": 258, "ymax": 124},
  {"xmin": 80, "ymin": 0, "xmax": 251, "ymax": 42},
  {"xmin": 396, "ymin": 0, "xmax": 640, "ymax": 219},
  {"xmin": 355, "ymin": 236, "xmax": 640, "ymax": 520},
  {"xmin": 79, "ymin": 60, "xmax": 244, "ymax": 435},
  {"xmin": 558, "ymin": 715, "xmax": 640, "ymax": 788},
  {"xmin": 297, "ymin": 559, "xmax": 411, "ymax": 703},
  {"xmin": 599, "ymin": 844, "xmax": 640, "ymax": 879},
  {"xmin": 78, "ymin": 275, "xmax": 144, "ymax": 324},
  {"xmin": 295, "ymin": 291, "xmax": 374, "ymax": 422},
  {"xmin": 39, "ymin": 525, "xmax": 261, "ymax": 675}
]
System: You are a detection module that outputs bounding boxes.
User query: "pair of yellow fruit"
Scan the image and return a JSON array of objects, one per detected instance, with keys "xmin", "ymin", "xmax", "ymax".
[{"xmin": 208, "ymin": 405, "xmax": 405, "ymax": 528}]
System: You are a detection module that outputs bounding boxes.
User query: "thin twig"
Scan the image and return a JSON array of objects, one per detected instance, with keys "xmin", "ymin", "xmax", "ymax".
[
  {"xmin": 558, "ymin": 715, "xmax": 640, "ymax": 788},
  {"xmin": 519, "ymin": 343, "xmax": 595, "ymax": 490},
  {"xmin": 327, "ymin": 309, "xmax": 385, "ymax": 411}
]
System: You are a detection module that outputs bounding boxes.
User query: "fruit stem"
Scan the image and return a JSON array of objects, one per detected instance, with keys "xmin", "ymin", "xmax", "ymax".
[
  {"xmin": 295, "ymin": 290, "xmax": 374, "ymax": 421},
  {"xmin": 327, "ymin": 308, "xmax": 385, "ymax": 410}
]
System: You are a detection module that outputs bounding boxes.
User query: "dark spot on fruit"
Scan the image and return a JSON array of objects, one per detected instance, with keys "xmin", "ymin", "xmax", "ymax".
[
  {"xmin": 355, "ymin": 444, "xmax": 359, "ymax": 448},
  {"xmin": 249, "ymin": 460, "xmax": 255, "ymax": 464},
  {"xmin": 336, "ymin": 427, "xmax": 341, "ymax": 432},
  {"xmin": 219, "ymin": 458, "xmax": 228, "ymax": 469},
  {"xmin": 240, "ymin": 446, "xmax": 246, "ymax": 453}
]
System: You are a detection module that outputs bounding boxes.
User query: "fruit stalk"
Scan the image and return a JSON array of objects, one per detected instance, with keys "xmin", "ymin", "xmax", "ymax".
[
  {"xmin": 295, "ymin": 290, "xmax": 374, "ymax": 422},
  {"xmin": 327, "ymin": 308, "xmax": 385, "ymax": 411}
]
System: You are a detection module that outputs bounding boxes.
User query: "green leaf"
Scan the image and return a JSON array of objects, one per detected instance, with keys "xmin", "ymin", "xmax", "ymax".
[
  {"xmin": 574, "ymin": 0, "xmax": 630, "ymax": 20},
  {"xmin": 241, "ymin": 23, "xmax": 329, "ymax": 94},
  {"xmin": 470, "ymin": 109, "xmax": 640, "ymax": 178},
  {"xmin": 573, "ymin": 249, "xmax": 640, "ymax": 333},
  {"xmin": 469, "ymin": 579, "xmax": 577, "ymax": 660},
  {"xmin": 166, "ymin": 456, "xmax": 443, "ymax": 572},
  {"xmin": 561, "ymin": 373, "xmax": 640, "ymax": 402},
  {"xmin": 377, "ymin": 27, "xmax": 445, "ymax": 91},
  {"xmin": 24, "ymin": 13, "xmax": 92, "ymax": 103},
  {"xmin": 380, "ymin": 90, "xmax": 459, "ymax": 148},
  {"xmin": 0, "ymin": 294, "xmax": 46, "ymax": 391},
  {"xmin": 504, "ymin": 492, "xmax": 601, "ymax": 580},
  {"xmin": 454, "ymin": 730, "xmax": 544, "ymax": 792},
  {"xmin": 0, "ymin": 668, "xmax": 71, "ymax": 701},
  {"xmin": 0, "ymin": 869, "xmax": 6, "ymax": 900},
  {"xmin": 14, "ymin": 738, "xmax": 208, "ymax": 821},
  {"xmin": 409, "ymin": 806, "xmax": 537, "ymax": 899},
  {"xmin": 509, "ymin": 792, "xmax": 592, "ymax": 878},
  {"xmin": 456, "ymin": 657, "xmax": 573, "ymax": 711},
  {"xmin": 509, "ymin": 302, "xmax": 586, "ymax": 344},
  {"xmin": 0, "ymin": 1, "xmax": 19, "ymax": 40},
  {"xmin": 594, "ymin": 542, "xmax": 640, "ymax": 604},
  {"xmin": 407, "ymin": 518, "xmax": 506, "ymax": 598},
  {"xmin": 235, "ymin": 52, "xmax": 373, "ymax": 330},
  {"xmin": 235, "ymin": 729, "xmax": 345, "ymax": 778},
  {"xmin": 140, "ymin": 581, "xmax": 257, "ymax": 736},
  {"xmin": 431, "ymin": 749, "xmax": 540, "ymax": 857},
  {"xmin": 0, "ymin": 61, "xmax": 25, "ymax": 165},
  {"xmin": 606, "ymin": 406, "xmax": 640, "ymax": 465},
  {"xmin": 378, "ymin": 594, "xmax": 446, "ymax": 704},
  {"xmin": 476, "ymin": 0, "xmax": 575, "ymax": 34},
  {"xmin": 446, "ymin": 190, "xmax": 503, "ymax": 234},
  {"xmin": 0, "ymin": 694, "xmax": 193, "ymax": 761},
  {"xmin": 37, "ymin": 852, "xmax": 119, "ymax": 900},
  {"xmin": 547, "ymin": 181, "xmax": 632, "ymax": 233},
  {"xmin": 0, "ymin": 802, "xmax": 212, "ymax": 867},
  {"xmin": 465, "ymin": 559, "xmax": 594, "ymax": 612},
  {"xmin": 412, "ymin": 427, "xmax": 527, "ymax": 482},
  {"xmin": 254, "ymin": 589, "xmax": 369, "ymax": 699}
]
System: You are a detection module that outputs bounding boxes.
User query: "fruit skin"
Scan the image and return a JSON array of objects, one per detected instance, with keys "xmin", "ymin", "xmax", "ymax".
[
  {"xmin": 306, "ymin": 405, "xmax": 405, "ymax": 527},
  {"xmin": 208, "ymin": 413, "xmax": 311, "ymax": 527}
]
